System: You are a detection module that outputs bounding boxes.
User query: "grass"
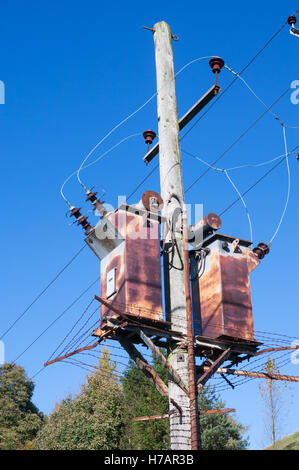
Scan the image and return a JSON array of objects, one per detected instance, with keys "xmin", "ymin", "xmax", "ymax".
[{"xmin": 266, "ymin": 431, "xmax": 299, "ymax": 450}]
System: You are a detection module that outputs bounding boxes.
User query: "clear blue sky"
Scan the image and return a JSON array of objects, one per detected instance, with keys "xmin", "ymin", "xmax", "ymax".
[{"xmin": 0, "ymin": 0, "xmax": 298, "ymax": 450}]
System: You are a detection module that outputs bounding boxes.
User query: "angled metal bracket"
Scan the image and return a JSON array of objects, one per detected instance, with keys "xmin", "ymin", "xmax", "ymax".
[
  {"xmin": 44, "ymin": 340, "xmax": 101, "ymax": 367},
  {"xmin": 137, "ymin": 328, "xmax": 189, "ymax": 396},
  {"xmin": 143, "ymin": 84, "xmax": 221, "ymax": 165},
  {"xmin": 118, "ymin": 337, "xmax": 169, "ymax": 399},
  {"xmin": 197, "ymin": 347, "xmax": 231, "ymax": 389}
]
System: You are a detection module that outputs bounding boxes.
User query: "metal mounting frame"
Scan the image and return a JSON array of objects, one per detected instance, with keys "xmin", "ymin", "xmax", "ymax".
[{"xmin": 143, "ymin": 84, "xmax": 221, "ymax": 165}]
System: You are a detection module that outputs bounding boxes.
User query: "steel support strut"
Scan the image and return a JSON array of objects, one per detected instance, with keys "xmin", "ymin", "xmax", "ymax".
[{"xmin": 197, "ymin": 348, "xmax": 232, "ymax": 389}]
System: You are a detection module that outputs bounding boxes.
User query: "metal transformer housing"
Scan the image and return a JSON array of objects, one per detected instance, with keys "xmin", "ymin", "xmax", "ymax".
[
  {"xmin": 191, "ymin": 233, "xmax": 260, "ymax": 342},
  {"xmin": 99, "ymin": 205, "xmax": 163, "ymax": 325}
]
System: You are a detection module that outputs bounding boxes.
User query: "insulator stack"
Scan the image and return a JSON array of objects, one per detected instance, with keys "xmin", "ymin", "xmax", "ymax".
[
  {"xmin": 70, "ymin": 207, "xmax": 92, "ymax": 233},
  {"xmin": 253, "ymin": 242, "xmax": 270, "ymax": 260},
  {"xmin": 288, "ymin": 15, "xmax": 297, "ymax": 26},
  {"xmin": 143, "ymin": 130, "xmax": 156, "ymax": 152},
  {"xmin": 209, "ymin": 57, "xmax": 224, "ymax": 87},
  {"xmin": 86, "ymin": 191, "xmax": 107, "ymax": 217}
]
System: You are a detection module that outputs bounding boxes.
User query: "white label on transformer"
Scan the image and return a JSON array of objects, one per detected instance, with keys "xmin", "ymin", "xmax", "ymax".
[{"xmin": 106, "ymin": 268, "xmax": 117, "ymax": 298}]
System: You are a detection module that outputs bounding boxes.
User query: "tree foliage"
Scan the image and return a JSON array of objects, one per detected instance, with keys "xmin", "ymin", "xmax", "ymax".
[
  {"xmin": 120, "ymin": 357, "xmax": 170, "ymax": 450},
  {"xmin": 35, "ymin": 347, "xmax": 125, "ymax": 450},
  {"xmin": 121, "ymin": 354, "xmax": 248, "ymax": 450},
  {"xmin": 0, "ymin": 363, "xmax": 44, "ymax": 450},
  {"xmin": 198, "ymin": 386, "xmax": 248, "ymax": 450},
  {"xmin": 33, "ymin": 347, "xmax": 248, "ymax": 450}
]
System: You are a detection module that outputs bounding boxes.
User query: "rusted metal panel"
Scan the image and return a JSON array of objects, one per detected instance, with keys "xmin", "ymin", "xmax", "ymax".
[
  {"xmin": 85, "ymin": 219, "xmax": 124, "ymax": 261},
  {"xmin": 188, "ymin": 213, "xmax": 222, "ymax": 246},
  {"xmin": 100, "ymin": 207, "xmax": 163, "ymax": 325},
  {"xmin": 191, "ymin": 234, "xmax": 260, "ymax": 342}
]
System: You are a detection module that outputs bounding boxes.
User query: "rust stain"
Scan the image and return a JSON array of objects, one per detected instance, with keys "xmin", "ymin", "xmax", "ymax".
[
  {"xmin": 100, "ymin": 210, "xmax": 163, "ymax": 325},
  {"xmin": 192, "ymin": 238, "xmax": 259, "ymax": 342}
]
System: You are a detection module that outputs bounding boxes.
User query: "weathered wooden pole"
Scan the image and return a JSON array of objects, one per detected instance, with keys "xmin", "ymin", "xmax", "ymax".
[{"xmin": 153, "ymin": 20, "xmax": 200, "ymax": 450}]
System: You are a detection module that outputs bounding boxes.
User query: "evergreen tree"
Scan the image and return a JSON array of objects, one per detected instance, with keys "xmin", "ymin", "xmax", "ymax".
[
  {"xmin": 198, "ymin": 385, "xmax": 248, "ymax": 450},
  {"xmin": 0, "ymin": 363, "xmax": 44, "ymax": 449},
  {"xmin": 121, "ymin": 356, "xmax": 248, "ymax": 450},
  {"xmin": 120, "ymin": 357, "xmax": 170, "ymax": 450},
  {"xmin": 35, "ymin": 347, "xmax": 125, "ymax": 450}
]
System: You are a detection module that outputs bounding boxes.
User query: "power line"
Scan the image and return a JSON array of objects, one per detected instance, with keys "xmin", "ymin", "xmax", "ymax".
[
  {"xmin": 60, "ymin": 133, "xmax": 142, "ymax": 206},
  {"xmin": 185, "ymin": 84, "xmax": 293, "ymax": 194},
  {"xmin": 62, "ymin": 56, "xmax": 216, "ymax": 204},
  {"xmin": 224, "ymin": 169, "xmax": 253, "ymax": 242},
  {"xmin": 180, "ymin": 13, "xmax": 294, "ymax": 142},
  {"xmin": 127, "ymin": 163, "xmax": 159, "ymax": 202},
  {"xmin": 182, "ymin": 147, "xmax": 297, "ymax": 172},
  {"xmin": 218, "ymin": 144, "xmax": 298, "ymax": 218},
  {"xmin": 0, "ymin": 245, "xmax": 87, "ymax": 341},
  {"xmin": 268, "ymin": 125, "xmax": 290, "ymax": 244},
  {"xmin": 13, "ymin": 277, "xmax": 100, "ymax": 364}
]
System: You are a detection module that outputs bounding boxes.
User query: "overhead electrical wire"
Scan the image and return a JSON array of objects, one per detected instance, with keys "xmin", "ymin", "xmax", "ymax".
[
  {"xmin": 185, "ymin": 83, "xmax": 293, "ymax": 194},
  {"xmin": 0, "ymin": 244, "xmax": 87, "ymax": 341},
  {"xmin": 61, "ymin": 11, "xmax": 298, "ymax": 206},
  {"xmin": 181, "ymin": 147, "xmax": 297, "ymax": 172},
  {"xmin": 180, "ymin": 10, "xmax": 299, "ymax": 142},
  {"xmin": 123, "ymin": 23, "xmax": 299, "ymax": 204},
  {"xmin": 32, "ymin": 333, "xmax": 297, "ymax": 392},
  {"xmin": 267, "ymin": 125, "xmax": 291, "ymax": 245},
  {"xmin": 225, "ymin": 64, "xmax": 299, "ymax": 130},
  {"xmin": 182, "ymin": 68, "xmax": 297, "ymax": 242},
  {"xmin": 61, "ymin": 11, "xmax": 298, "ymax": 208},
  {"xmin": 60, "ymin": 133, "xmax": 142, "ymax": 206},
  {"xmin": 12, "ymin": 277, "xmax": 100, "ymax": 364},
  {"xmin": 59, "ymin": 56, "xmax": 218, "ymax": 206},
  {"xmin": 223, "ymin": 169, "xmax": 253, "ymax": 242},
  {"xmin": 30, "ymin": 13, "xmax": 298, "ymax": 386},
  {"xmin": 46, "ymin": 297, "xmax": 97, "ymax": 363},
  {"xmin": 182, "ymin": 140, "xmax": 297, "ymax": 244},
  {"xmin": 218, "ymin": 144, "xmax": 298, "ymax": 217},
  {"xmin": 127, "ymin": 163, "xmax": 159, "ymax": 202}
]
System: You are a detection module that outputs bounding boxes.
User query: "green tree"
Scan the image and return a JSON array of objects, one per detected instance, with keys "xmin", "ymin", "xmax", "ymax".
[
  {"xmin": 120, "ymin": 356, "xmax": 248, "ymax": 450},
  {"xmin": 0, "ymin": 362, "xmax": 44, "ymax": 450},
  {"xmin": 198, "ymin": 385, "xmax": 248, "ymax": 450},
  {"xmin": 35, "ymin": 347, "xmax": 125, "ymax": 450},
  {"xmin": 121, "ymin": 357, "xmax": 170, "ymax": 450}
]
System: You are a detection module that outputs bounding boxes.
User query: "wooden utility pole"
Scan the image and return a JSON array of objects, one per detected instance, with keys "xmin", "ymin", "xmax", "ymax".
[{"xmin": 153, "ymin": 20, "xmax": 200, "ymax": 450}]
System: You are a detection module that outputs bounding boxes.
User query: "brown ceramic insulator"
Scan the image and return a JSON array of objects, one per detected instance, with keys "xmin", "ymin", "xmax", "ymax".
[
  {"xmin": 86, "ymin": 191, "xmax": 98, "ymax": 203},
  {"xmin": 288, "ymin": 15, "xmax": 297, "ymax": 26},
  {"xmin": 70, "ymin": 207, "xmax": 92, "ymax": 232},
  {"xmin": 253, "ymin": 242, "xmax": 270, "ymax": 259},
  {"xmin": 209, "ymin": 57, "xmax": 225, "ymax": 74},
  {"xmin": 143, "ymin": 130, "xmax": 156, "ymax": 147}
]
